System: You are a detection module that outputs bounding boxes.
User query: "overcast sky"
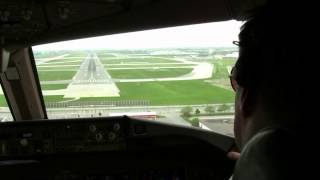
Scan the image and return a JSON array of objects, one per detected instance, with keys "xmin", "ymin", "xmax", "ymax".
[{"xmin": 33, "ymin": 20, "xmax": 242, "ymax": 51}]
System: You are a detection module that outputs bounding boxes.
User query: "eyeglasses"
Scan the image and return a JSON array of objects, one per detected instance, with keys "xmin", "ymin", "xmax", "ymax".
[
  {"xmin": 232, "ymin": 41, "xmax": 240, "ymax": 46},
  {"xmin": 229, "ymin": 67, "xmax": 239, "ymax": 92},
  {"xmin": 229, "ymin": 41, "xmax": 240, "ymax": 92}
]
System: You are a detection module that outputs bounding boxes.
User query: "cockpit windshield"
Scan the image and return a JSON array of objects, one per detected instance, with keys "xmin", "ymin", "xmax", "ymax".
[{"xmin": 31, "ymin": 20, "xmax": 241, "ymax": 137}]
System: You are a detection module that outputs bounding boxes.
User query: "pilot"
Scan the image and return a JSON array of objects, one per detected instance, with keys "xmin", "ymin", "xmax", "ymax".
[{"xmin": 227, "ymin": 1, "xmax": 308, "ymax": 179}]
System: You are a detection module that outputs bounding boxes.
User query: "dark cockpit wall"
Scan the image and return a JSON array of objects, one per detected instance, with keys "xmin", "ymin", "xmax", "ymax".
[{"xmin": 1, "ymin": 0, "xmax": 267, "ymax": 49}]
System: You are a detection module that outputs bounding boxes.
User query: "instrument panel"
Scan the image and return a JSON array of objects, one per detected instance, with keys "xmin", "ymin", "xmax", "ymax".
[
  {"xmin": 0, "ymin": 118, "xmax": 126, "ymax": 157},
  {"xmin": 0, "ymin": 116, "xmax": 235, "ymax": 180}
]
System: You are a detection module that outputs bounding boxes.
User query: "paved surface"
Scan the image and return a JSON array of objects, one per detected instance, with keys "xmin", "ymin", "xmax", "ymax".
[
  {"xmin": 72, "ymin": 53, "xmax": 113, "ymax": 84},
  {"xmin": 36, "ymin": 54, "xmax": 70, "ymax": 65},
  {"xmin": 64, "ymin": 52, "xmax": 120, "ymax": 98},
  {"xmin": 199, "ymin": 116, "xmax": 234, "ymax": 137},
  {"xmin": 113, "ymin": 58, "xmax": 213, "ymax": 82}
]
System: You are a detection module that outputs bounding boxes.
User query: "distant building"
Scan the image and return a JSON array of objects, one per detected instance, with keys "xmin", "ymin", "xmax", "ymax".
[{"xmin": 109, "ymin": 112, "xmax": 157, "ymax": 120}]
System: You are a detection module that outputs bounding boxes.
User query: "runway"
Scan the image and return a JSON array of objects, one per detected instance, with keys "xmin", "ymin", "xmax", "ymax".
[{"xmin": 64, "ymin": 52, "xmax": 120, "ymax": 98}]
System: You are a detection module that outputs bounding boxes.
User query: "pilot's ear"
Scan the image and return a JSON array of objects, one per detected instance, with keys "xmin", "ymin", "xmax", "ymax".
[{"xmin": 239, "ymin": 88, "xmax": 256, "ymax": 117}]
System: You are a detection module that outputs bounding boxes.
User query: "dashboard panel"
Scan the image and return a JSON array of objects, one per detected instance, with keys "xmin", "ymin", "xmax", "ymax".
[{"xmin": 0, "ymin": 116, "xmax": 235, "ymax": 180}]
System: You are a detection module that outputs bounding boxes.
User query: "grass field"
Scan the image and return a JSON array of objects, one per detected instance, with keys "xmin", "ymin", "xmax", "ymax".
[
  {"xmin": 108, "ymin": 68, "xmax": 193, "ymax": 79},
  {"xmin": 64, "ymin": 52, "xmax": 87, "ymax": 57},
  {"xmin": 43, "ymin": 95, "xmax": 73, "ymax": 102},
  {"xmin": 33, "ymin": 52, "xmax": 68, "ymax": 58},
  {"xmin": 210, "ymin": 58, "xmax": 236, "ymax": 79},
  {"xmin": 104, "ymin": 64, "xmax": 195, "ymax": 68},
  {"xmin": 37, "ymin": 58, "xmax": 83, "ymax": 65},
  {"xmin": 116, "ymin": 81, "xmax": 235, "ymax": 105},
  {"xmin": 37, "ymin": 66, "xmax": 80, "ymax": 71},
  {"xmin": 44, "ymin": 62, "xmax": 83, "ymax": 66},
  {"xmin": 0, "ymin": 95, "xmax": 8, "ymax": 107},
  {"xmin": 40, "ymin": 60, "xmax": 82, "ymax": 66},
  {"xmin": 100, "ymin": 58, "xmax": 179, "ymax": 64},
  {"xmin": 97, "ymin": 54, "xmax": 116, "ymax": 58},
  {"xmin": 205, "ymin": 58, "xmax": 237, "ymax": 90},
  {"xmin": 41, "ymin": 84, "xmax": 69, "ymax": 90},
  {"xmin": 26, "ymin": 50, "xmax": 238, "ymax": 108},
  {"xmin": 42, "ymin": 80, "xmax": 234, "ymax": 105},
  {"xmin": 38, "ymin": 69, "xmax": 79, "ymax": 72},
  {"xmin": 38, "ymin": 71, "xmax": 76, "ymax": 81}
]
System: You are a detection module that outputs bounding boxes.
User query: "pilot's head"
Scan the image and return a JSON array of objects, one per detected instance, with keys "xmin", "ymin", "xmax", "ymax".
[{"xmin": 231, "ymin": 1, "xmax": 303, "ymax": 150}]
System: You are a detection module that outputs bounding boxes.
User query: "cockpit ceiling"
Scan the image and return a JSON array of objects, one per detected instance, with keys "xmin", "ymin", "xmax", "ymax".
[{"xmin": 0, "ymin": 0, "xmax": 266, "ymax": 48}]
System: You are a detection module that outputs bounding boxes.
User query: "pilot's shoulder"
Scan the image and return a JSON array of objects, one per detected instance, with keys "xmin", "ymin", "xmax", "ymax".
[{"xmin": 233, "ymin": 128, "xmax": 302, "ymax": 180}]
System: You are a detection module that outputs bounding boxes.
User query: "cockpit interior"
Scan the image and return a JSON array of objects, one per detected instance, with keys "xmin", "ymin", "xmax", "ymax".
[{"xmin": 0, "ymin": 0, "xmax": 276, "ymax": 179}]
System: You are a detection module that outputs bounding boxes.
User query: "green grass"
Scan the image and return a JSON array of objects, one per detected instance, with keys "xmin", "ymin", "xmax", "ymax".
[
  {"xmin": 38, "ymin": 71, "xmax": 76, "ymax": 81},
  {"xmin": 43, "ymin": 80, "xmax": 234, "ymax": 105},
  {"xmin": 67, "ymin": 52, "xmax": 88, "ymax": 56},
  {"xmin": 38, "ymin": 59, "xmax": 83, "ymax": 64},
  {"xmin": 37, "ymin": 66, "xmax": 79, "ymax": 71},
  {"xmin": 100, "ymin": 58, "xmax": 179, "ymax": 64},
  {"xmin": 64, "ymin": 55, "xmax": 87, "ymax": 58},
  {"xmin": 115, "ymin": 81, "xmax": 235, "ymax": 105},
  {"xmin": 204, "ymin": 58, "xmax": 236, "ymax": 90},
  {"xmin": 108, "ymin": 68, "xmax": 193, "ymax": 79},
  {"xmin": 43, "ymin": 95, "xmax": 74, "ymax": 102},
  {"xmin": 190, "ymin": 112, "xmax": 234, "ymax": 117},
  {"xmin": 104, "ymin": 64, "xmax": 195, "ymax": 68},
  {"xmin": 210, "ymin": 58, "xmax": 236, "ymax": 79},
  {"xmin": 38, "ymin": 69, "xmax": 79, "ymax": 72},
  {"xmin": 33, "ymin": 52, "xmax": 68, "ymax": 59},
  {"xmin": 97, "ymin": 54, "xmax": 116, "ymax": 58},
  {"xmin": 0, "ymin": 95, "xmax": 8, "ymax": 107},
  {"xmin": 41, "ymin": 84, "xmax": 68, "ymax": 90},
  {"xmin": 43, "ymin": 58, "xmax": 82, "ymax": 62},
  {"xmin": 44, "ymin": 61, "xmax": 83, "ymax": 66}
]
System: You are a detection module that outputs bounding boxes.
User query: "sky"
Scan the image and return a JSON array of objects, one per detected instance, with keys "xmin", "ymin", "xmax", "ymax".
[{"xmin": 33, "ymin": 20, "xmax": 242, "ymax": 51}]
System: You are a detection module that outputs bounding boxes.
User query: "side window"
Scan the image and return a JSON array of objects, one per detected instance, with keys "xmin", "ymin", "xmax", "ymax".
[{"xmin": 0, "ymin": 86, "xmax": 13, "ymax": 122}]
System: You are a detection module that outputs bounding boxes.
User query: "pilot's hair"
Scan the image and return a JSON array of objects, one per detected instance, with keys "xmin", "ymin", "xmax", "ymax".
[{"xmin": 234, "ymin": 1, "xmax": 305, "ymax": 128}]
